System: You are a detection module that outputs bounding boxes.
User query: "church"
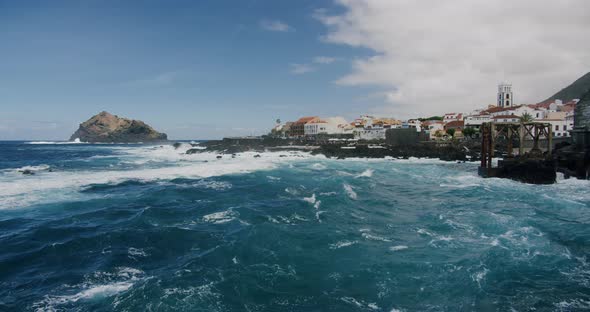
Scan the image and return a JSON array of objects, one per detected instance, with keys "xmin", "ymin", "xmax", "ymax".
[{"xmin": 498, "ymin": 83, "xmax": 513, "ymax": 108}]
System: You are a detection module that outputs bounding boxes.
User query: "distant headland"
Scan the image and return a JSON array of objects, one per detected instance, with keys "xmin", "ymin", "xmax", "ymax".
[{"xmin": 70, "ymin": 111, "xmax": 167, "ymax": 143}]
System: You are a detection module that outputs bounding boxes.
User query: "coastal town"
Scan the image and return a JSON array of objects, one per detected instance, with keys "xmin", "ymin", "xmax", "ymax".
[
  {"xmin": 205, "ymin": 74, "xmax": 588, "ymax": 185},
  {"xmin": 269, "ymin": 83, "xmax": 578, "ymax": 144},
  {"xmin": 69, "ymin": 73, "xmax": 590, "ymax": 185}
]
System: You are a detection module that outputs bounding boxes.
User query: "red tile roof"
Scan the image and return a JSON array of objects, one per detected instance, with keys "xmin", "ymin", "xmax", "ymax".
[
  {"xmin": 530, "ymin": 100, "xmax": 554, "ymax": 109},
  {"xmin": 483, "ymin": 106, "xmax": 522, "ymax": 114},
  {"xmin": 294, "ymin": 116, "xmax": 319, "ymax": 124},
  {"xmin": 444, "ymin": 120, "xmax": 464, "ymax": 128}
]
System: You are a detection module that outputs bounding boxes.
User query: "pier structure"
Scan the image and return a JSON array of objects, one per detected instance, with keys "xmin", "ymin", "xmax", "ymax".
[{"xmin": 479, "ymin": 122, "xmax": 555, "ymax": 183}]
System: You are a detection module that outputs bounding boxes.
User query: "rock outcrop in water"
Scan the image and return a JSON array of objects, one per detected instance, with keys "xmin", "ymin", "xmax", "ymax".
[
  {"xmin": 70, "ymin": 111, "xmax": 167, "ymax": 143},
  {"xmin": 487, "ymin": 158, "xmax": 556, "ymax": 184}
]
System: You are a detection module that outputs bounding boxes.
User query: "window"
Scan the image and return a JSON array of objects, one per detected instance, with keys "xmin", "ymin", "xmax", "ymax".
[
  {"xmin": 555, "ymin": 125, "xmax": 559, "ymax": 131},
  {"xmin": 506, "ymin": 100, "xmax": 510, "ymax": 106},
  {"xmin": 506, "ymin": 94, "xmax": 510, "ymax": 99},
  {"xmin": 564, "ymin": 125, "xmax": 567, "ymax": 131}
]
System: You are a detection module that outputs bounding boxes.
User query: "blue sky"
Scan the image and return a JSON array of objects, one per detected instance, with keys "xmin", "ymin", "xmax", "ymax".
[
  {"xmin": 1, "ymin": 0, "xmax": 589, "ymax": 140},
  {"xmin": 0, "ymin": 0, "xmax": 376, "ymax": 140}
]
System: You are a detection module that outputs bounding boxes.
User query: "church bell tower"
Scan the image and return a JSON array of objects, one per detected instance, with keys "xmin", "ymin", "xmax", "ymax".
[{"xmin": 498, "ymin": 83, "xmax": 513, "ymax": 108}]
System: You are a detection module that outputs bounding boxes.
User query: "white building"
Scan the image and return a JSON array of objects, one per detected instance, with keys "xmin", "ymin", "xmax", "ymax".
[
  {"xmin": 443, "ymin": 113, "xmax": 463, "ymax": 124},
  {"xmin": 406, "ymin": 119, "xmax": 422, "ymax": 131},
  {"xmin": 352, "ymin": 115, "xmax": 375, "ymax": 128},
  {"xmin": 427, "ymin": 122, "xmax": 445, "ymax": 140},
  {"xmin": 487, "ymin": 105, "xmax": 546, "ymax": 120},
  {"xmin": 566, "ymin": 113, "xmax": 574, "ymax": 136},
  {"xmin": 492, "ymin": 115, "xmax": 520, "ymax": 123},
  {"xmin": 498, "ymin": 83, "xmax": 513, "ymax": 108},
  {"xmin": 464, "ymin": 114, "xmax": 492, "ymax": 128},
  {"xmin": 540, "ymin": 118, "xmax": 569, "ymax": 137},
  {"xmin": 304, "ymin": 117, "xmax": 348, "ymax": 136}
]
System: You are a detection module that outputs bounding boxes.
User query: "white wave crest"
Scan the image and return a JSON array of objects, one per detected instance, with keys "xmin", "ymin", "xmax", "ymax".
[
  {"xmin": 40, "ymin": 282, "xmax": 133, "ymax": 307},
  {"xmin": 310, "ymin": 163, "xmax": 327, "ymax": 170},
  {"xmin": 355, "ymin": 169, "xmax": 374, "ymax": 178},
  {"xmin": 303, "ymin": 193, "xmax": 316, "ymax": 204},
  {"xmin": 4, "ymin": 164, "xmax": 51, "ymax": 173},
  {"xmin": 554, "ymin": 299, "xmax": 590, "ymax": 309},
  {"xmin": 343, "ymin": 183, "xmax": 357, "ymax": 200},
  {"xmin": 128, "ymin": 247, "xmax": 148, "ymax": 258},
  {"xmin": 315, "ymin": 210, "xmax": 325, "ymax": 223},
  {"xmin": 362, "ymin": 233, "xmax": 391, "ymax": 242},
  {"xmin": 32, "ymin": 267, "xmax": 143, "ymax": 311},
  {"xmin": 27, "ymin": 139, "xmax": 86, "ymax": 145},
  {"xmin": 330, "ymin": 240, "xmax": 358, "ymax": 249},
  {"xmin": 285, "ymin": 187, "xmax": 300, "ymax": 196},
  {"xmin": 470, "ymin": 267, "xmax": 489, "ymax": 289},
  {"xmin": 314, "ymin": 200, "xmax": 321, "ymax": 210},
  {"xmin": 389, "ymin": 245, "xmax": 409, "ymax": 251},
  {"xmin": 202, "ymin": 210, "xmax": 238, "ymax": 224},
  {"xmin": 340, "ymin": 297, "xmax": 379, "ymax": 310}
]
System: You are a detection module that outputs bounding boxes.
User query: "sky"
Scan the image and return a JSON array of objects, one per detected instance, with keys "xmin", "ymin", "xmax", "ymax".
[{"xmin": 1, "ymin": 0, "xmax": 589, "ymax": 140}]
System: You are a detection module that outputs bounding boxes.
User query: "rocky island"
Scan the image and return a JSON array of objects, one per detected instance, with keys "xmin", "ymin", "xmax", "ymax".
[{"xmin": 70, "ymin": 111, "xmax": 167, "ymax": 143}]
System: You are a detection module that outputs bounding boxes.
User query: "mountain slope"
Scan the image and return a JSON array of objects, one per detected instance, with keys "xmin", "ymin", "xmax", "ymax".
[{"xmin": 545, "ymin": 72, "xmax": 590, "ymax": 102}]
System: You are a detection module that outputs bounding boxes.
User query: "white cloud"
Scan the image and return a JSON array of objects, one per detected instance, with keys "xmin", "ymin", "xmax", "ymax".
[
  {"xmin": 290, "ymin": 63, "xmax": 315, "ymax": 75},
  {"xmin": 313, "ymin": 56, "xmax": 338, "ymax": 64},
  {"xmin": 316, "ymin": 0, "xmax": 590, "ymax": 118},
  {"xmin": 260, "ymin": 20, "xmax": 294, "ymax": 32}
]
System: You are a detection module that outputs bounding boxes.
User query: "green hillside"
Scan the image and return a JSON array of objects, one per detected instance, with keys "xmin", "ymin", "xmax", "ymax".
[{"xmin": 545, "ymin": 72, "xmax": 590, "ymax": 102}]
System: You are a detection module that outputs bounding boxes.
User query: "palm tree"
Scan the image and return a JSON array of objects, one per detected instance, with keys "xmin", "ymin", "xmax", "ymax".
[
  {"xmin": 520, "ymin": 112, "xmax": 534, "ymax": 123},
  {"xmin": 446, "ymin": 128, "xmax": 456, "ymax": 138},
  {"xmin": 462, "ymin": 127, "xmax": 476, "ymax": 139}
]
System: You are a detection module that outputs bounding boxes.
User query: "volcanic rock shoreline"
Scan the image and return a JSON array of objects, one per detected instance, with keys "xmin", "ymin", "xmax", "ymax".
[
  {"xmin": 184, "ymin": 138, "xmax": 563, "ymax": 184},
  {"xmin": 183, "ymin": 137, "xmax": 481, "ymax": 162}
]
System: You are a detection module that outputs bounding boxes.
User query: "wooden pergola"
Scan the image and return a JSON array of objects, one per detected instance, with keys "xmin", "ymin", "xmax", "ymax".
[{"xmin": 480, "ymin": 122, "xmax": 553, "ymax": 169}]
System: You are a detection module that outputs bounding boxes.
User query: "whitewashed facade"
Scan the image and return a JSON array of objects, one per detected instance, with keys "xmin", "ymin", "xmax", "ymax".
[
  {"xmin": 354, "ymin": 128, "xmax": 386, "ymax": 141},
  {"xmin": 427, "ymin": 122, "xmax": 445, "ymax": 140},
  {"xmin": 493, "ymin": 115, "xmax": 520, "ymax": 123},
  {"xmin": 304, "ymin": 117, "xmax": 348, "ymax": 136},
  {"xmin": 443, "ymin": 113, "xmax": 463, "ymax": 124},
  {"xmin": 464, "ymin": 114, "xmax": 492, "ymax": 127}
]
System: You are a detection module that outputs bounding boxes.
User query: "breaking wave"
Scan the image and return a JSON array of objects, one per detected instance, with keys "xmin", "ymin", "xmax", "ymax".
[{"xmin": 343, "ymin": 183, "xmax": 357, "ymax": 200}]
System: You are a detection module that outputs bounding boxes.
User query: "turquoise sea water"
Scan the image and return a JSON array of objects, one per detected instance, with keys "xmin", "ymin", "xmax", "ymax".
[{"xmin": 1, "ymin": 141, "xmax": 589, "ymax": 311}]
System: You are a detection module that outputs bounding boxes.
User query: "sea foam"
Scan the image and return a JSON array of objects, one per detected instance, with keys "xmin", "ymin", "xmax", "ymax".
[{"xmin": 0, "ymin": 148, "xmax": 313, "ymax": 208}]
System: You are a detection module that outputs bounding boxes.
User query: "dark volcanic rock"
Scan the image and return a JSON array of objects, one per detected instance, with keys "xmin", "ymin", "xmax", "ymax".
[
  {"xmin": 188, "ymin": 137, "xmax": 315, "ymax": 155},
  {"xmin": 186, "ymin": 148, "xmax": 204, "ymax": 155},
  {"xmin": 70, "ymin": 111, "xmax": 167, "ymax": 143},
  {"xmin": 495, "ymin": 158, "xmax": 556, "ymax": 184},
  {"xmin": 312, "ymin": 142, "xmax": 479, "ymax": 162}
]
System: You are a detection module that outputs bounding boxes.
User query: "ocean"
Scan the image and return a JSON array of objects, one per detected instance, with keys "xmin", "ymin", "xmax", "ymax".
[{"xmin": 0, "ymin": 141, "xmax": 589, "ymax": 311}]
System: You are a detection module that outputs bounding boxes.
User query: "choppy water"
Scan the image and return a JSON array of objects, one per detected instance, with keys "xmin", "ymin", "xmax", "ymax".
[{"xmin": 1, "ymin": 141, "xmax": 589, "ymax": 311}]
